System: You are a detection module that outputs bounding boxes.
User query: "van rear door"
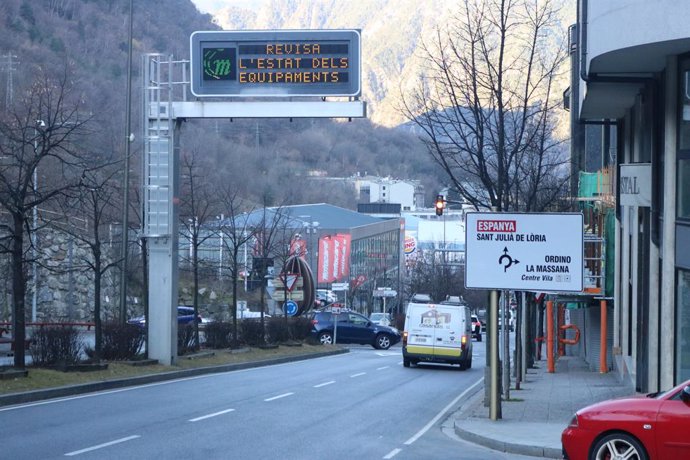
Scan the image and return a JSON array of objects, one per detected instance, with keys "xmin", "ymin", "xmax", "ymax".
[
  {"xmin": 405, "ymin": 303, "xmax": 437, "ymax": 356},
  {"xmin": 431, "ymin": 304, "xmax": 463, "ymax": 360}
]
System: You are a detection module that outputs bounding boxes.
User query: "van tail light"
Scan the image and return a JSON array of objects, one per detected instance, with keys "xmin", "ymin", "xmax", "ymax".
[
  {"xmin": 402, "ymin": 331, "xmax": 408, "ymax": 346},
  {"xmin": 461, "ymin": 334, "xmax": 468, "ymax": 345}
]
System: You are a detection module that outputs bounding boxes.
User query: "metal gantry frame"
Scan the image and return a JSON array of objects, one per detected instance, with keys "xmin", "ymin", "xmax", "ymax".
[{"xmin": 141, "ymin": 53, "xmax": 366, "ymax": 365}]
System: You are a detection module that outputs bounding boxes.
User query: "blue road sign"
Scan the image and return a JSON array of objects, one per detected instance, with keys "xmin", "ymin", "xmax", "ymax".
[{"xmin": 283, "ymin": 300, "xmax": 298, "ymax": 317}]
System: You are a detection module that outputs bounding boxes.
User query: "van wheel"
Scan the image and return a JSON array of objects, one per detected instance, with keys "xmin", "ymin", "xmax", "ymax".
[
  {"xmin": 403, "ymin": 358, "xmax": 411, "ymax": 367},
  {"xmin": 375, "ymin": 334, "xmax": 391, "ymax": 350},
  {"xmin": 318, "ymin": 331, "xmax": 334, "ymax": 345}
]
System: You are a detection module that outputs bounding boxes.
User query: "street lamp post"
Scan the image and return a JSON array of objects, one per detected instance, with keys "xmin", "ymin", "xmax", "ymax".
[
  {"xmin": 217, "ymin": 214, "xmax": 224, "ymax": 279},
  {"xmin": 299, "ymin": 216, "xmax": 319, "ymax": 280},
  {"xmin": 32, "ymin": 119, "xmax": 45, "ymax": 323}
]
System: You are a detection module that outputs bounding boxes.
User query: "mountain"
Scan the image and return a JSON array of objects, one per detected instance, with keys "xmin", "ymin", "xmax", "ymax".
[
  {"xmin": 0, "ymin": 0, "xmax": 443, "ymax": 208},
  {"xmin": 210, "ymin": 0, "xmax": 454, "ymax": 127}
]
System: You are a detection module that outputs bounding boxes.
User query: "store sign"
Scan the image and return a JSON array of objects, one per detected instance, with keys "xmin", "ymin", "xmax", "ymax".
[
  {"xmin": 465, "ymin": 212, "xmax": 583, "ymax": 292},
  {"xmin": 190, "ymin": 30, "xmax": 361, "ymax": 97},
  {"xmin": 317, "ymin": 234, "xmax": 351, "ymax": 283},
  {"xmin": 619, "ymin": 163, "xmax": 651, "ymax": 207}
]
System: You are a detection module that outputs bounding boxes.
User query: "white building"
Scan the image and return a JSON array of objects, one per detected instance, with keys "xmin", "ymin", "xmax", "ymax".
[{"xmin": 353, "ymin": 176, "xmax": 422, "ymax": 211}]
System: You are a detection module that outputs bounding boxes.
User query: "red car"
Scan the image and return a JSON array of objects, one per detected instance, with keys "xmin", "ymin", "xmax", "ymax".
[{"xmin": 561, "ymin": 379, "xmax": 690, "ymax": 459}]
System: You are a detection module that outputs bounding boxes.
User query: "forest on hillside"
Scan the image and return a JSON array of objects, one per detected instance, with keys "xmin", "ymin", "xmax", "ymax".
[{"xmin": 0, "ymin": 0, "xmax": 444, "ymax": 209}]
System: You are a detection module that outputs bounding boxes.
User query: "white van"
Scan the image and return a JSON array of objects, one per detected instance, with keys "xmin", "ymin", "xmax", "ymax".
[{"xmin": 402, "ymin": 301, "xmax": 473, "ymax": 369}]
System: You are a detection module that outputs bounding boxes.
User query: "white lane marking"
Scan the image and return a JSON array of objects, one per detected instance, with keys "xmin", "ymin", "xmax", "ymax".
[
  {"xmin": 189, "ymin": 408, "xmax": 235, "ymax": 422},
  {"xmin": 403, "ymin": 377, "xmax": 484, "ymax": 445},
  {"xmin": 314, "ymin": 380, "xmax": 336, "ymax": 388},
  {"xmin": 350, "ymin": 372, "xmax": 366, "ymax": 378},
  {"xmin": 264, "ymin": 392, "xmax": 294, "ymax": 402},
  {"xmin": 0, "ymin": 353, "xmax": 349, "ymax": 412},
  {"xmin": 64, "ymin": 435, "xmax": 140, "ymax": 456},
  {"xmin": 383, "ymin": 448, "xmax": 402, "ymax": 459},
  {"xmin": 377, "ymin": 366, "xmax": 389, "ymax": 370}
]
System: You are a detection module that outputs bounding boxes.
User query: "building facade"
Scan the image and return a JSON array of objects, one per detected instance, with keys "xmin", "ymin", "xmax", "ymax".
[
  {"xmin": 183, "ymin": 203, "xmax": 404, "ymax": 315},
  {"xmin": 573, "ymin": 0, "xmax": 690, "ymax": 390}
]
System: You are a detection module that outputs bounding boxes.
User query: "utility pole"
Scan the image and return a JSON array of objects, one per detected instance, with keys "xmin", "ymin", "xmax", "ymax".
[
  {"xmin": 1, "ymin": 52, "xmax": 18, "ymax": 108},
  {"xmin": 119, "ymin": 0, "xmax": 134, "ymax": 324}
]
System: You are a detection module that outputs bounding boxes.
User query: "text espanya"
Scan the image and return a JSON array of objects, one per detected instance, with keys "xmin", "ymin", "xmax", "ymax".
[
  {"xmin": 239, "ymin": 71, "xmax": 342, "ymax": 84},
  {"xmin": 476, "ymin": 220, "xmax": 516, "ymax": 232},
  {"xmin": 239, "ymin": 57, "xmax": 349, "ymax": 70}
]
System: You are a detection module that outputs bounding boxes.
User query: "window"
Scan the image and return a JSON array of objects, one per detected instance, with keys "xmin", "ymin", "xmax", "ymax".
[
  {"xmin": 678, "ymin": 159, "xmax": 690, "ymax": 219},
  {"xmin": 676, "ymin": 269, "xmax": 690, "ymax": 382},
  {"xmin": 679, "ymin": 59, "xmax": 690, "ymax": 150}
]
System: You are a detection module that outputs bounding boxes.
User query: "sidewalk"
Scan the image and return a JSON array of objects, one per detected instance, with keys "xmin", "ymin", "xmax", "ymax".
[{"xmin": 454, "ymin": 356, "xmax": 634, "ymax": 459}]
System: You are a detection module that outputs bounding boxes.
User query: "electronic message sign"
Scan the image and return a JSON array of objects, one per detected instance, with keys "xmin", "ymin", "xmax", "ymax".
[{"xmin": 190, "ymin": 30, "xmax": 361, "ymax": 97}]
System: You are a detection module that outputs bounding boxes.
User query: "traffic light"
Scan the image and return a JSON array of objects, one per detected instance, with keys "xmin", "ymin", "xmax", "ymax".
[{"xmin": 435, "ymin": 195, "xmax": 444, "ymax": 216}]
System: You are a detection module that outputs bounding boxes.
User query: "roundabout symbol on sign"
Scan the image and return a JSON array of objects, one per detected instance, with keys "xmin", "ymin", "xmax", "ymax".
[{"xmin": 283, "ymin": 300, "xmax": 298, "ymax": 317}]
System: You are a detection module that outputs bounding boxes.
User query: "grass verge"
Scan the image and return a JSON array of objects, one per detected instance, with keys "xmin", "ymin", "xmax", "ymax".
[{"xmin": 0, "ymin": 343, "xmax": 336, "ymax": 395}]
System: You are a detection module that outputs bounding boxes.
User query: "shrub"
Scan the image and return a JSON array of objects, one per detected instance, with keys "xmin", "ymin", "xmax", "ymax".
[
  {"xmin": 29, "ymin": 326, "xmax": 83, "ymax": 366},
  {"xmin": 178, "ymin": 323, "xmax": 197, "ymax": 355},
  {"xmin": 240, "ymin": 319, "xmax": 265, "ymax": 346},
  {"xmin": 266, "ymin": 318, "xmax": 287, "ymax": 343},
  {"xmin": 203, "ymin": 321, "xmax": 234, "ymax": 349},
  {"xmin": 85, "ymin": 323, "xmax": 144, "ymax": 361},
  {"xmin": 266, "ymin": 317, "xmax": 312, "ymax": 343},
  {"xmin": 290, "ymin": 317, "xmax": 312, "ymax": 341}
]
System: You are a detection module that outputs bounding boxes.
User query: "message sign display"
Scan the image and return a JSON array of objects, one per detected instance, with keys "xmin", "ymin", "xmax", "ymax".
[
  {"xmin": 465, "ymin": 212, "xmax": 584, "ymax": 292},
  {"xmin": 190, "ymin": 30, "xmax": 361, "ymax": 97}
]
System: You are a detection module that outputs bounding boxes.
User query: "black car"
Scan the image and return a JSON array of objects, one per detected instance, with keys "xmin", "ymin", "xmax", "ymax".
[{"xmin": 308, "ymin": 309, "xmax": 401, "ymax": 350}]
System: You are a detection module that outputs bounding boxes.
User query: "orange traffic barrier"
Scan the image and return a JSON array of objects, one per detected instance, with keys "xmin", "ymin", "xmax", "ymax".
[{"xmin": 558, "ymin": 324, "xmax": 580, "ymax": 346}]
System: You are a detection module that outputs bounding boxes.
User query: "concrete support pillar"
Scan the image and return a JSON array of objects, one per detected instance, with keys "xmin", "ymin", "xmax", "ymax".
[
  {"xmin": 648, "ymin": 238, "xmax": 660, "ymax": 391},
  {"xmin": 660, "ymin": 55, "xmax": 678, "ymax": 389}
]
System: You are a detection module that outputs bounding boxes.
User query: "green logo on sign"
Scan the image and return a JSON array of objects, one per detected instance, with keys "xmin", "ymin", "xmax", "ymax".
[{"xmin": 203, "ymin": 48, "xmax": 236, "ymax": 81}]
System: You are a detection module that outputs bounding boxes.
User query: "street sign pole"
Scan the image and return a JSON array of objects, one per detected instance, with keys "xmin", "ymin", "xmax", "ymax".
[
  {"xmin": 490, "ymin": 288, "xmax": 501, "ymax": 420},
  {"xmin": 334, "ymin": 312, "xmax": 338, "ymax": 344}
]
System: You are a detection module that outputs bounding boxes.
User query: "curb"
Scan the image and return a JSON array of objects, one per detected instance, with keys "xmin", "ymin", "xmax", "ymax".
[
  {"xmin": 453, "ymin": 388, "xmax": 562, "ymax": 459},
  {"xmin": 0, "ymin": 348, "xmax": 347, "ymax": 407},
  {"xmin": 454, "ymin": 422, "xmax": 561, "ymax": 459}
]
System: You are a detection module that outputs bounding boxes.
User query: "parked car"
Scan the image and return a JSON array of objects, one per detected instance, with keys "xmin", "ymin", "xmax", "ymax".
[
  {"xmin": 561, "ymin": 379, "xmax": 690, "ymax": 460},
  {"xmin": 127, "ymin": 305, "xmax": 202, "ymax": 329},
  {"xmin": 315, "ymin": 289, "xmax": 337, "ymax": 304},
  {"xmin": 470, "ymin": 314, "xmax": 482, "ymax": 341},
  {"xmin": 369, "ymin": 312, "xmax": 392, "ymax": 326},
  {"xmin": 308, "ymin": 309, "xmax": 401, "ymax": 350}
]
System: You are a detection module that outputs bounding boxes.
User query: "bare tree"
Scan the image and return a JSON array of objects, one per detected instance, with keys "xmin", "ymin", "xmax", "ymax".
[
  {"xmin": 0, "ymin": 68, "xmax": 89, "ymax": 369},
  {"xmin": 251, "ymin": 201, "xmax": 290, "ymax": 345},
  {"xmin": 178, "ymin": 151, "xmax": 223, "ymax": 350},
  {"xmin": 215, "ymin": 186, "xmax": 256, "ymax": 345},
  {"xmin": 52, "ymin": 156, "xmax": 123, "ymax": 362},
  {"xmin": 400, "ymin": 0, "xmax": 570, "ymax": 212}
]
